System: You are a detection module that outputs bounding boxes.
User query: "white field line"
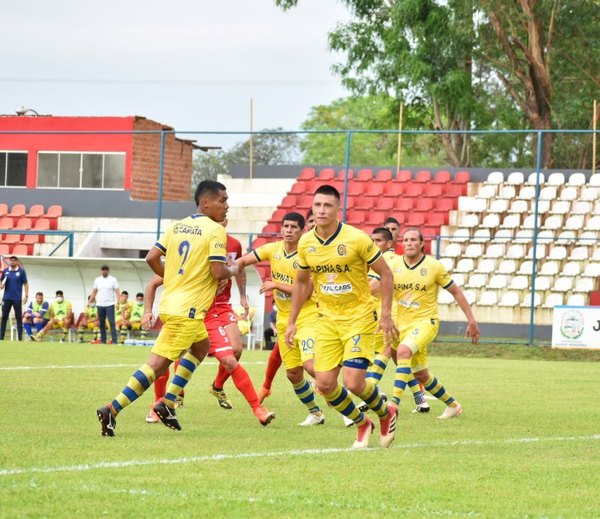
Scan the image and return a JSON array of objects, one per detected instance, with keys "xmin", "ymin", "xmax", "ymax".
[
  {"xmin": 0, "ymin": 361, "xmax": 265, "ymax": 371},
  {"xmin": 1, "ymin": 434, "xmax": 599, "ymax": 477}
]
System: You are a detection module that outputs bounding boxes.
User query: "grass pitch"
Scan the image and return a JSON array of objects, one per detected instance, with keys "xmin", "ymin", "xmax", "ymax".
[{"xmin": 1, "ymin": 340, "xmax": 599, "ymax": 518}]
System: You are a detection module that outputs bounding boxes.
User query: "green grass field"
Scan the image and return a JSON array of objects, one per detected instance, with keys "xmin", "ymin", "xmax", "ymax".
[{"xmin": 1, "ymin": 340, "xmax": 599, "ymax": 518}]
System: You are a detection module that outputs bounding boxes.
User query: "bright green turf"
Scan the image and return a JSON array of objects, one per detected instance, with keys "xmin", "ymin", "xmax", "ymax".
[{"xmin": 1, "ymin": 340, "xmax": 599, "ymax": 518}]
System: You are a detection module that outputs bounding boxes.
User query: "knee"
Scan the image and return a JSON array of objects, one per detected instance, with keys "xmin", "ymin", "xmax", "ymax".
[
  {"xmin": 286, "ymin": 367, "xmax": 303, "ymax": 384},
  {"xmin": 396, "ymin": 344, "xmax": 412, "ymax": 360},
  {"xmin": 413, "ymin": 369, "xmax": 429, "ymax": 383},
  {"xmin": 316, "ymin": 379, "xmax": 336, "ymax": 396},
  {"xmin": 220, "ymin": 356, "xmax": 237, "ymax": 373}
]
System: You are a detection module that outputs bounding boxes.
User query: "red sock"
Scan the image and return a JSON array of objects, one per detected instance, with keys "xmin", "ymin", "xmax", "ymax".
[
  {"xmin": 154, "ymin": 372, "xmax": 168, "ymax": 401},
  {"xmin": 213, "ymin": 363, "xmax": 230, "ymax": 390},
  {"xmin": 229, "ymin": 364, "xmax": 259, "ymax": 410},
  {"xmin": 263, "ymin": 345, "xmax": 282, "ymax": 390}
]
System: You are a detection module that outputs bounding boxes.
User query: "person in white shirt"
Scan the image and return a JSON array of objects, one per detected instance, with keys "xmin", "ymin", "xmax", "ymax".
[{"xmin": 89, "ymin": 265, "xmax": 120, "ymax": 344}]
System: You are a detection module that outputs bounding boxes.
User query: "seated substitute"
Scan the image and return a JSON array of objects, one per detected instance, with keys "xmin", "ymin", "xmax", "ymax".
[
  {"xmin": 128, "ymin": 292, "xmax": 147, "ymax": 341},
  {"xmin": 115, "ymin": 291, "xmax": 132, "ymax": 343},
  {"xmin": 34, "ymin": 290, "xmax": 73, "ymax": 343},
  {"xmin": 79, "ymin": 294, "xmax": 101, "ymax": 344},
  {"xmin": 22, "ymin": 292, "xmax": 50, "ymax": 341}
]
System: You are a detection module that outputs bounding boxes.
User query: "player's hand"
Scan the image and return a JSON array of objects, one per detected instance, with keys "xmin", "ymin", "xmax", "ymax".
[
  {"xmin": 141, "ymin": 312, "xmax": 155, "ymax": 330},
  {"xmin": 377, "ymin": 314, "xmax": 399, "ymax": 348},
  {"xmin": 284, "ymin": 323, "xmax": 297, "ymax": 348},
  {"xmin": 466, "ymin": 321, "xmax": 480, "ymax": 343},
  {"xmin": 259, "ymin": 280, "xmax": 276, "ymax": 294},
  {"xmin": 239, "ymin": 294, "xmax": 249, "ymax": 319}
]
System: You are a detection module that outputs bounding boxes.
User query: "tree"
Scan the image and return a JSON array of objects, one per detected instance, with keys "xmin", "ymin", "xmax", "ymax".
[
  {"xmin": 192, "ymin": 129, "xmax": 301, "ymax": 187},
  {"xmin": 276, "ymin": 0, "xmax": 600, "ymax": 168}
]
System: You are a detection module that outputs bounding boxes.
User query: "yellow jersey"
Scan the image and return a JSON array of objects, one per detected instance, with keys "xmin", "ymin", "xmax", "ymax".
[
  {"xmin": 154, "ymin": 213, "xmax": 227, "ymax": 319},
  {"xmin": 297, "ymin": 222, "xmax": 380, "ymax": 321},
  {"xmin": 368, "ymin": 248, "xmax": 403, "ymax": 320},
  {"xmin": 392, "ymin": 254, "xmax": 453, "ymax": 325},
  {"xmin": 253, "ymin": 240, "xmax": 318, "ymax": 323}
]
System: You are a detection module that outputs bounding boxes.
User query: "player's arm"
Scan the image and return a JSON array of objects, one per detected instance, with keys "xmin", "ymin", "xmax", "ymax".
[
  {"xmin": 211, "ymin": 260, "xmax": 239, "ymax": 280},
  {"xmin": 235, "ymin": 267, "xmax": 249, "ymax": 319},
  {"xmin": 143, "ymin": 274, "xmax": 163, "ymax": 329},
  {"xmin": 89, "ymin": 287, "xmax": 97, "ymax": 303},
  {"xmin": 369, "ymin": 274, "xmax": 381, "ymax": 296},
  {"xmin": 369, "ymin": 257, "xmax": 398, "ymax": 344},
  {"xmin": 446, "ymin": 283, "xmax": 480, "ymax": 343},
  {"xmin": 284, "ymin": 267, "xmax": 312, "ymax": 346},
  {"xmin": 146, "ymin": 247, "xmax": 165, "ymax": 278}
]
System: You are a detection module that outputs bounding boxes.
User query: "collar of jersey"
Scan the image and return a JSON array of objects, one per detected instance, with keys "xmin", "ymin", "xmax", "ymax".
[
  {"xmin": 403, "ymin": 254, "xmax": 426, "ymax": 270},
  {"xmin": 282, "ymin": 248, "xmax": 298, "ymax": 259},
  {"xmin": 314, "ymin": 221, "xmax": 342, "ymax": 246},
  {"xmin": 190, "ymin": 213, "xmax": 207, "ymax": 219}
]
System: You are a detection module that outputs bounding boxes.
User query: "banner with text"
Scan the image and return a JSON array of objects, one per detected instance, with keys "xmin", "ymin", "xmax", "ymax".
[{"xmin": 551, "ymin": 305, "xmax": 600, "ymax": 349}]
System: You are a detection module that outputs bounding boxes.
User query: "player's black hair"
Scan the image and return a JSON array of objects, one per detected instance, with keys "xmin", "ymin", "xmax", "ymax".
[
  {"xmin": 314, "ymin": 184, "xmax": 340, "ymax": 201},
  {"xmin": 384, "ymin": 216, "xmax": 400, "ymax": 226},
  {"xmin": 56, "ymin": 290, "xmax": 63, "ymax": 297},
  {"xmin": 194, "ymin": 180, "xmax": 227, "ymax": 206},
  {"xmin": 136, "ymin": 292, "xmax": 144, "ymax": 298},
  {"xmin": 306, "ymin": 208, "xmax": 313, "ymax": 219},
  {"xmin": 35, "ymin": 291, "xmax": 43, "ymax": 297},
  {"xmin": 122, "ymin": 291, "xmax": 129, "ymax": 296},
  {"xmin": 282, "ymin": 212, "xmax": 305, "ymax": 229},
  {"xmin": 372, "ymin": 227, "xmax": 394, "ymax": 242}
]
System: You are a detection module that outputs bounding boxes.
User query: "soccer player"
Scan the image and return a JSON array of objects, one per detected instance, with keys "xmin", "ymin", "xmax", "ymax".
[
  {"xmin": 237, "ymin": 211, "xmax": 325, "ymax": 426},
  {"xmin": 22, "ymin": 292, "xmax": 50, "ymax": 340},
  {"xmin": 383, "ymin": 216, "xmax": 403, "ymax": 255},
  {"xmin": 0, "ymin": 255, "xmax": 29, "ymax": 341},
  {"xmin": 366, "ymin": 227, "xmax": 429, "ymax": 413},
  {"xmin": 115, "ymin": 291, "xmax": 132, "ymax": 343},
  {"xmin": 129, "ymin": 292, "xmax": 147, "ymax": 341},
  {"xmin": 305, "ymin": 208, "xmax": 315, "ymax": 231},
  {"xmin": 285, "ymin": 185, "xmax": 399, "ymax": 448},
  {"xmin": 206, "ymin": 221, "xmax": 251, "ymax": 410},
  {"xmin": 34, "ymin": 290, "xmax": 73, "ymax": 343},
  {"xmin": 79, "ymin": 294, "xmax": 101, "ymax": 344},
  {"xmin": 96, "ymin": 180, "xmax": 244, "ymax": 436},
  {"xmin": 391, "ymin": 228, "xmax": 480, "ymax": 419},
  {"xmin": 89, "ymin": 265, "xmax": 120, "ymax": 344}
]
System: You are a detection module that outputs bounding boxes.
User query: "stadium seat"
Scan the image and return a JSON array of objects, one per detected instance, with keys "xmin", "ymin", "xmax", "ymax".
[
  {"xmin": 440, "ymin": 257, "xmax": 454, "ymax": 272},
  {"xmin": 356, "ymin": 169, "xmax": 373, "ymax": 182},
  {"xmin": 423, "ymin": 184, "xmax": 443, "ymax": 198},
  {"xmin": 290, "ymin": 183, "xmax": 306, "ymax": 195},
  {"xmin": 572, "ymin": 201, "xmax": 592, "ymax": 215},
  {"xmin": 553, "ymin": 277, "xmax": 573, "ymax": 294},
  {"xmin": 562, "ymin": 261, "xmax": 581, "ymax": 277},
  {"xmin": 589, "ymin": 173, "xmax": 600, "ymax": 187},
  {"xmin": 8, "ymin": 204, "xmax": 26, "ymax": 219},
  {"xmin": 26, "ymin": 204, "xmax": 45, "ymax": 220},
  {"xmin": 499, "ymin": 291, "xmax": 521, "ymax": 307},
  {"xmin": 438, "ymin": 290, "xmax": 455, "ymax": 305},
  {"xmin": 488, "ymin": 199, "xmax": 509, "ymax": 213},
  {"xmin": 374, "ymin": 169, "xmax": 393, "ymax": 182},
  {"xmin": 472, "ymin": 229, "xmax": 491, "ymax": 243},
  {"xmin": 506, "ymin": 172, "xmax": 525, "ymax": 186},
  {"xmin": 444, "ymin": 184, "xmax": 465, "ymax": 197},
  {"xmin": 375, "ymin": 198, "xmax": 394, "ymax": 211},
  {"xmin": 516, "ymin": 185, "xmax": 536, "ymax": 201},
  {"xmin": 548, "ymin": 245, "xmax": 567, "ymax": 261},
  {"xmin": 413, "ymin": 170, "xmax": 431, "ymax": 183},
  {"xmin": 346, "ymin": 211, "xmax": 367, "ymax": 225},
  {"xmin": 509, "ymin": 275, "xmax": 529, "ymax": 291},
  {"xmin": 536, "ymin": 230, "xmax": 555, "ymax": 244},
  {"xmin": 2, "ymin": 234, "xmax": 20, "ymax": 247},
  {"xmin": 576, "ymin": 231, "xmax": 596, "ymax": 247},
  {"xmin": 459, "ymin": 196, "xmax": 487, "ymax": 213},
  {"xmin": 354, "ymin": 196, "xmax": 374, "ymax": 210},
  {"xmin": 404, "ymin": 184, "xmax": 423, "ymax": 198},
  {"xmin": 476, "ymin": 185, "xmax": 497, "ymax": 201},
  {"xmin": 548, "ymin": 200, "xmax": 570, "ymax": 215},
  {"xmin": 585, "ymin": 216, "xmax": 600, "ymax": 232},
  {"xmin": 488, "ymin": 274, "xmax": 508, "ymax": 290},
  {"xmin": 12, "ymin": 244, "xmax": 29, "ymax": 256},
  {"xmin": 526, "ymin": 244, "xmax": 547, "ymax": 260},
  {"xmin": 462, "ymin": 290, "xmax": 477, "ymax": 305},
  {"xmin": 394, "ymin": 198, "xmax": 413, "ymax": 212},
  {"xmin": 580, "ymin": 186, "xmax": 600, "ymax": 201},
  {"xmin": 365, "ymin": 183, "xmax": 384, "ymax": 197},
  {"xmin": 15, "ymin": 217, "xmax": 33, "ymax": 231},
  {"xmin": 556, "ymin": 230, "xmax": 577, "ymax": 244},
  {"xmin": 462, "ymin": 213, "xmax": 480, "ymax": 229},
  {"xmin": 535, "ymin": 199, "xmax": 551, "ymax": 214},
  {"xmin": 382, "ymin": 183, "xmax": 403, "ymax": 197},
  {"xmin": 539, "ymin": 186, "xmax": 558, "ymax": 201},
  {"xmin": 566, "ymin": 294, "xmax": 586, "ymax": 306},
  {"xmin": 569, "ymin": 246, "xmax": 589, "ymax": 261},
  {"xmin": 522, "ymin": 215, "xmax": 541, "ymax": 229},
  {"xmin": 316, "ymin": 168, "xmax": 335, "ymax": 180},
  {"xmin": 492, "ymin": 229, "xmax": 513, "ymax": 243},
  {"xmin": 521, "ymin": 292, "xmax": 541, "ymax": 308},
  {"xmin": 478, "ymin": 291, "xmax": 498, "ymax": 306},
  {"xmin": 406, "ymin": 212, "xmax": 426, "ymax": 227},
  {"xmin": 547, "ymin": 172, "xmax": 565, "ymax": 186},
  {"xmin": 395, "ymin": 169, "xmax": 411, "ymax": 182},
  {"xmin": 574, "ymin": 277, "xmax": 596, "ymax": 292},
  {"xmin": 543, "ymin": 215, "xmax": 563, "ymax": 231},
  {"xmin": 525, "ymin": 172, "xmax": 545, "ymax": 186},
  {"xmin": 415, "ymin": 198, "xmax": 433, "ymax": 212},
  {"xmin": 565, "ymin": 172, "xmax": 586, "ymax": 189},
  {"xmin": 464, "ymin": 243, "xmax": 483, "ymax": 259},
  {"xmin": 484, "ymin": 171, "xmax": 504, "ymax": 186},
  {"xmin": 336, "ymin": 169, "xmax": 354, "ymax": 182},
  {"xmin": 465, "ymin": 273, "xmax": 487, "ymax": 289},
  {"xmin": 508, "ymin": 200, "xmax": 528, "ymax": 214},
  {"xmin": 592, "ymin": 249, "xmax": 600, "ymax": 261},
  {"xmin": 497, "ymin": 260, "xmax": 517, "ymax": 275},
  {"xmin": 455, "ymin": 258, "xmax": 475, "ymax": 274},
  {"xmin": 345, "ymin": 183, "xmax": 364, "ymax": 196},
  {"xmin": 0, "ymin": 216, "xmax": 13, "ymax": 230},
  {"xmin": 280, "ymin": 195, "xmax": 296, "ymax": 209},
  {"xmin": 513, "ymin": 230, "xmax": 533, "ymax": 244},
  {"xmin": 475, "ymin": 258, "xmax": 496, "ymax": 274},
  {"xmin": 542, "ymin": 293, "xmax": 564, "ymax": 308},
  {"xmin": 559, "ymin": 186, "xmax": 578, "ymax": 202},
  {"xmin": 582, "ymin": 262, "xmax": 600, "ymax": 278},
  {"xmin": 262, "ymin": 223, "xmax": 279, "ymax": 234},
  {"xmin": 452, "ymin": 171, "xmax": 470, "ymax": 184},
  {"xmin": 500, "ymin": 214, "xmax": 520, "ymax": 230},
  {"xmin": 539, "ymin": 261, "xmax": 559, "ymax": 277},
  {"xmin": 507, "ymin": 244, "xmax": 526, "ymax": 259},
  {"xmin": 426, "ymin": 213, "xmax": 446, "ymax": 227},
  {"xmin": 432, "ymin": 170, "xmax": 451, "ymax": 184},
  {"xmin": 22, "ymin": 233, "xmax": 40, "ymax": 248},
  {"xmin": 484, "ymin": 243, "xmax": 505, "ymax": 259},
  {"xmin": 298, "ymin": 168, "xmax": 316, "ymax": 181},
  {"xmin": 0, "ymin": 243, "xmax": 10, "ymax": 255},
  {"xmin": 534, "ymin": 276, "xmax": 552, "ymax": 292},
  {"xmin": 498, "ymin": 186, "xmax": 516, "ymax": 200},
  {"xmin": 0, "ymin": 203, "xmax": 7, "ymax": 218},
  {"xmin": 442, "ymin": 243, "xmax": 462, "ymax": 258},
  {"xmin": 451, "ymin": 228, "xmax": 470, "ymax": 243}
]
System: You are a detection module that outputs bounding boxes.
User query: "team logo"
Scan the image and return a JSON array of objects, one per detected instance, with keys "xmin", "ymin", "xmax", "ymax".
[
  {"xmin": 326, "ymin": 273, "xmax": 338, "ymax": 283},
  {"xmin": 420, "ymin": 268, "xmax": 427, "ymax": 277},
  {"xmin": 560, "ymin": 310, "xmax": 584, "ymax": 340},
  {"xmin": 307, "ymin": 246, "xmax": 316, "ymax": 253},
  {"xmin": 337, "ymin": 244, "xmax": 347, "ymax": 256},
  {"xmin": 274, "ymin": 254, "xmax": 281, "ymax": 260},
  {"xmin": 292, "ymin": 260, "xmax": 299, "ymax": 269}
]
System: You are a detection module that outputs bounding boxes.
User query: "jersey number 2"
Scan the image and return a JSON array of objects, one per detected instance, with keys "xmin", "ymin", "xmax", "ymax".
[{"xmin": 178, "ymin": 240, "xmax": 191, "ymax": 275}]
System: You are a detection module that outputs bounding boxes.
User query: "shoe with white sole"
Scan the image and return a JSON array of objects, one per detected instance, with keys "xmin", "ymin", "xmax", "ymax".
[
  {"xmin": 352, "ymin": 417, "xmax": 374, "ymax": 449},
  {"xmin": 298, "ymin": 411, "xmax": 325, "ymax": 426},
  {"xmin": 438, "ymin": 402, "xmax": 463, "ymax": 419},
  {"xmin": 412, "ymin": 402, "xmax": 431, "ymax": 413},
  {"xmin": 342, "ymin": 415, "xmax": 355, "ymax": 427},
  {"xmin": 379, "ymin": 403, "xmax": 398, "ymax": 448}
]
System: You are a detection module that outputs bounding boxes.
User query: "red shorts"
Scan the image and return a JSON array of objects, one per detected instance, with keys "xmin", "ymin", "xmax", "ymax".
[{"xmin": 205, "ymin": 305, "xmax": 235, "ymax": 360}]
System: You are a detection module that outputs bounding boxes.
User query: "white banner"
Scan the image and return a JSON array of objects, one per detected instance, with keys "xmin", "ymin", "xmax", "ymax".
[{"xmin": 551, "ymin": 305, "xmax": 600, "ymax": 349}]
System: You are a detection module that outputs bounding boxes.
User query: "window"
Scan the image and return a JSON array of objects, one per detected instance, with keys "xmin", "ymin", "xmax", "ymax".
[
  {"xmin": 37, "ymin": 152, "xmax": 125, "ymax": 189},
  {"xmin": 0, "ymin": 151, "xmax": 28, "ymax": 187}
]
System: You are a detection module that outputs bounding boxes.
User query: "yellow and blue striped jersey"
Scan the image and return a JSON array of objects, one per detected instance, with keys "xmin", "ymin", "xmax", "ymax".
[
  {"xmin": 297, "ymin": 222, "xmax": 380, "ymax": 320},
  {"xmin": 154, "ymin": 214, "xmax": 227, "ymax": 319},
  {"xmin": 392, "ymin": 254, "xmax": 453, "ymax": 325},
  {"xmin": 253, "ymin": 240, "xmax": 318, "ymax": 322}
]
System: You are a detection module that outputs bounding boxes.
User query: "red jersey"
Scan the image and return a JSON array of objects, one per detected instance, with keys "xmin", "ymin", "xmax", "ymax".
[{"xmin": 212, "ymin": 234, "xmax": 242, "ymax": 305}]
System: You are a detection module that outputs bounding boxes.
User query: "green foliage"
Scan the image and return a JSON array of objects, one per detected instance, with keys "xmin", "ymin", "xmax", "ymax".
[{"xmin": 2, "ymin": 341, "xmax": 600, "ymax": 517}]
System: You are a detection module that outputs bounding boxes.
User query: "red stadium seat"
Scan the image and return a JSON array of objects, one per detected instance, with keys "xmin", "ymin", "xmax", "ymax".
[
  {"xmin": 414, "ymin": 170, "xmax": 432, "ymax": 183},
  {"xmin": 346, "ymin": 183, "xmax": 364, "ymax": 196},
  {"xmin": 297, "ymin": 195, "xmax": 313, "ymax": 209},
  {"xmin": 0, "ymin": 243, "xmax": 10, "ymax": 255},
  {"xmin": 0, "ymin": 216, "xmax": 13, "ymax": 230},
  {"xmin": 415, "ymin": 198, "xmax": 433, "ymax": 212},
  {"xmin": 395, "ymin": 199, "xmax": 414, "ymax": 212},
  {"xmin": 12, "ymin": 243, "xmax": 30, "ymax": 256},
  {"xmin": 406, "ymin": 212, "xmax": 426, "ymax": 227},
  {"xmin": 423, "ymin": 184, "xmax": 444, "ymax": 198},
  {"xmin": 33, "ymin": 218, "xmax": 50, "ymax": 243},
  {"xmin": 298, "ymin": 168, "xmax": 316, "ymax": 181},
  {"xmin": 318, "ymin": 168, "xmax": 335, "ymax": 180},
  {"xmin": 365, "ymin": 212, "xmax": 384, "ymax": 226},
  {"xmin": 8, "ymin": 204, "xmax": 26, "ymax": 219},
  {"xmin": 386, "ymin": 213, "xmax": 406, "ymax": 225},
  {"xmin": 365, "ymin": 183, "xmax": 384, "ymax": 197},
  {"xmin": 375, "ymin": 198, "xmax": 394, "ymax": 211},
  {"xmin": 354, "ymin": 197, "xmax": 374, "ymax": 210},
  {"xmin": 432, "ymin": 170, "xmax": 451, "ymax": 184},
  {"xmin": 404, "ymin": 184, "xmax": 424, "ymax": 198},
  {"xmin": 15, "ymin": 217, "xmax": 33, "ymax": 230},
  {"xmin": 427, "ymin": 213, "xmax": 446, "ymax": 227},
  {"xmin": 336, "ymin": 169, "xmax": 354, "ymax": 181},
  {"xmin": 2, "ymin": 234, "xmax": 20, "ymax": 246},
  {"xmin": 421, "ymin": 226, "xmax": 439, "ymax": 239},
  {"xmin": 251, "ymin": 237, "xmax": 268, "ymax": 250},
  {"xmin": 270, "ymin": 208, "xmax": 287, "ymax": 223},
  {"xmin": 290, "ymin": 183, "xmax": 306, "ymax": 195},
  {"xmin": 46, "ymin": 205, "xmax": 63, "ymax": 230},
  {"xmin": 356, "ymin": 169, "xmax": 373, "ymax": 182},
  {"xmin": 346, "ymin": 211, "xmax": 367, "ymax": 225},
  {"xmin": 262, "ymin": 223, "xmax": 279, "ymax": 234},
  {"xmin": 383, "ymin": 183, "xmax": 403, "ymax": 197},
  {"xmin": 453, "ymin": 171, "xmax": 471, "ymax": 184},
  {"xmin": 26, "ymin": 204, "xmax": 45, "ymax": 219},
  {"xmin": 0, "ymin": 204, "xmax": 8, "ymax": 217},
  {"xmin": 433, "ymin": 197, "xmax": 455, "ymax": 212},
  {"xmin": 22, "ymin": 233, "xmax": 40, "ymax": 245},
  {"xmin": 374, "ymin": 169, "xmax": 393, "ymax": 183},
  {"xmin": 280, "ymin": 195, "xmax": 297, "ymax": 208},
  {"xmin": 396, "ymin": 170, "xmax": 411, "ymax": 182},
  {"xmin": 444, "ymin": 184, "xmax": 465, "ymax": 197}
]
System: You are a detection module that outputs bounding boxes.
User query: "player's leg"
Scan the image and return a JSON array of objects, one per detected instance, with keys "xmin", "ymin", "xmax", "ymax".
[
  {"xmin": 0, "ymin": 300, "xmax": 11, "ymax": 340},
  {"xmin": 98, "ymin": 306, "xmax": 107, "ymax": 344},
  {"xmin": 118, "ymin": 320, "xmax": 128, "ymax": 343},
  {"xmin": 407, "ymin": 372, "xmax": 430, "ymax": 412},
  {"xmin": 34, "ymin": 318, "xmax": 54, "ymax": 340},
  {"xmin": 211, "ymin": 317, "xmax": 243, "ymax": 391},
  {"xmin": 23, "ymin": 316, "xmax": 33, "ymax": 339},
  {"xmin": 77, "ymin": 317, "xmax": 87, "ymax": 343},
  {"xmin": 258, "ymin": 343, "xmax": 282, "ymax": 403},
  {"xmin": 106, "ymin": 305, "xmax": 118, "ymax": 344},
  {"xmin": 414, "ymin": 364, "xmax": 462, "ymax": 419},
  {"xmin": 365, "ymin": 338, "xmax": 391, "ymax": 385}
]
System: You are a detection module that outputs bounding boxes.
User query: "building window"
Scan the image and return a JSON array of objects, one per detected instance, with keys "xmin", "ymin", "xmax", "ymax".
[
  {"xmin": 37, "ymin": 152, "xmax": 125, "ymax": 189},
  {"xmin": 0, "ymin": 151, "xmax": 28, "ymax": 187}
]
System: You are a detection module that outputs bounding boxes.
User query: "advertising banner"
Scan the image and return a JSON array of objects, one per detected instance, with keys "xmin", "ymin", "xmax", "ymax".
[{"xmin": 551, "ymin": 305, "xmax": 600, "ymax": 349}]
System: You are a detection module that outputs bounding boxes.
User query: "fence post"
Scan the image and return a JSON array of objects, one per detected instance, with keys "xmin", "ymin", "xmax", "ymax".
[
  {"xmin": 342, "ymin": 131, "xmax": 352, "ymax": 222},
  {"xmin": 156, "ymin": 131, "xmax": 166, "ymax": 240}
]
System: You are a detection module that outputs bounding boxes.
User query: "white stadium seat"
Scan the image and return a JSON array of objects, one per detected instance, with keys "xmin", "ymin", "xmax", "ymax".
[
  {"xmin": 438, "ymin": 290, "xmax": 454, "ymax": 305},
  {"xmin": 553, "ymin": 277, "xmax": 573, "ymax": 292},
  {"xmin": 507, "ymin": 244, "xmax": 526, "ymax": 259},
  {"xmin": 465, "ymin": 273, "xmax": 487, "ymax": 289},
  {"xmin": 556, "ymin": 230, "xmax": 577, "ymax": 245},
  {"xmin": 571, "ymin": 201, "xmax": 592, "ymax": 215},
  {"xmin": 439, "ymin": 257, "xmax": 454, "ymax": 272},
  {"xmin": 567, "ymin": 172, "xmax": 586, "ymax": 188},
  {"xmin": 526, "ymin": 244, "xmax": 547, "ymax": 260},
  {"xmin": 484, "ymin": 243, "xmax": 505, "ymax": 259},
  {"xmin": 560, "ymin": 186, "xmax": 578, "ymax": 201},
  {"xmin": 488, "ymin": 199, "xmax": 509, "ymax": 213},
  {"xmin": 517, "ymin": 185, "xmax": 537, "ymax": 201},
  {"xmin": 592, "ymin": 249, "xmax": 600, "ymax": 261},
  {"xmin": 522, "ymin": 214, "xmax": 541, "ymax": 229},
  {"xmin": 462, "ymin": 213, "xmax": 480, "ymax": 228},
  {"xmin": 549, "ymin": 200, "xmax": 570, "ymax": 215},
  {"xmin": 583, "ymin": 262, "xmax": 600, "ymax": 278},
  {"xmin": 492, "ymin": 229, "xmax": 512, "ymax": 243},
  {"xmin": 536, "ymin": 199, "xmax": 551, "ymax": 214},
  {"xmin": 566, "ymin": 294, "xmax": 586, "ymax": 306},
  {"xmin": 509, "ymin": 275, "xmax": 529, "ymax": 291},
  {"xmin": 547, "ymin": 172, "xmax": 565, "ymax": 186},
  {"xmin": 580, "ymin": 186, "xmax": 599, "ymax": 201},
  {"xmin": 536, "ymin": 230, "xmax": 555, "ymax": 244},
  {"xmin": 463, "ymin": 290, "xmax": 477, "ymax": 305},
  {"xmin": 458, "ymin": 196, "xmax": 487, "ymax": 213},
  {"xmin": 498, "ymin": 185, "xmax": 516, "ymax": 199},
  {"xmin": 500, "ymin": 214, "xmax": 521, "ymax": 230},
  {"xmin": 477, "ymin": 184, "xmax": 497, "ymax": 199},
  {"xmin": 543, "ymin": 293, "xmax": 564, "ymax": 308},
  {"xmin": 518, "ymin": 260, "xmax": 534, "ymax": 275},
  {"xmin": 521, "ymin": 292, "xmax": 541, "ymax": 307},
  {"xmin": 485, "ymin": 171, "xmax": 504, "ymax": 185},
  {"xmin": 455, "ymin": 258, "xmax": 475, "ymax": 273},
  {"xmin": 576, "ymin": 231, "xmax": 596, "ymax": 247},
  {"xmin": 443, "ymin": 242, "xmax": 463, "ymax": 258},
  {"xmin": 506, "ymin": 171, "xmax": 525, "ymax": 185},
  {"xmin": 452, "ymin": 273, "xmax": 466, "ymax": 287},
  {"xmin": 464, "ymin": 243, "xmax": 484, "ymax": 258},
  {"xmin": 548, "ymin": 245, "xmax": 567, "ymax": 261},
  {"xmin": 526, "ymin": 172, "xmax": 545, "ymax": 186},
  {"xmin": 585, "ymin": 216, "xmax": 600, "ymax": 232},
  {"xmin": 473, "ymin": 229, "xmax": 491, "ymax": 243},
  {"xmin": 569, "ymin": 246, "xmax": 589, "ymax": 260},
  {"xmin": 539, "ymin": 186, "xmax": 558, "ymax": 200},
  {"xmin": 488, "ymin": 274, "xmax": 508, "ymax": 290},
  {"xmin": 562, "ymin": 261, "xmax": 581, "ymax": 277},
  {"xmin": 574, "ymin": 277, "xmax": 595, "ymax": 292},
  {"xmin": 539, "ymin": 261, "xmax": 559, "ymax": 276},
  {"xmin": 543, "ymin": 215, "xmax": 563, "ymax": 230},
  {"xmin": 497, "ymin": 260, "xmax": 517, "ymax": 275},
  {"xmin": 508, "ymin": 200, "xmax": 528, "ymax": 214},
  {"xmin": 478, "ymin": 291, "xmax": 498, "ymax": 306},
  {"xmin": 475, "ymin": 258, "xmax": 496, "ymax": 274},
  {"xmin": 481, "ymin": 214, "xmax": 501, "ymax": 230},
  {"xmin": 499, "ymin": 291, "xmax": 521, "ymax": 307},
  {"xmin": 515, "ymin": 230, "xmax": 534, "ymax": 244},
  {"xmin": 589, "ymin": 173, "xmax": 600, "ymax": 187},
  {"xmin": 533, "ymin": 276, "xmax": 552, "ymax": 292},
  {"xmin": 452, "ymin": 228, "xmax": 470, "ymax": 243}
]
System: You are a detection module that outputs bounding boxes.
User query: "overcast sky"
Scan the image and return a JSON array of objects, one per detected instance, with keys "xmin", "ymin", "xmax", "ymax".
[{"xmin": 1, "ymin": 0, "xmax": 350, "ymax": 147}]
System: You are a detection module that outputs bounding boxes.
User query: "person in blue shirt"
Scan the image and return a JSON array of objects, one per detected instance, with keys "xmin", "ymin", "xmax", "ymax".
[
  {"xmin": 0, "ymin": 256, "xmax": 29, "ymax": 341},
  {"xmin": 22, "ymin": 291, "xmax": 50, "ymax": 340}
]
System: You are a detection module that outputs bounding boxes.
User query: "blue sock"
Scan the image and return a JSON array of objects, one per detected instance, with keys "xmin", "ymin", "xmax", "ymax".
[{"xmin": 24, "ymin": 323, "xmax": 33, "ymax": 336}]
